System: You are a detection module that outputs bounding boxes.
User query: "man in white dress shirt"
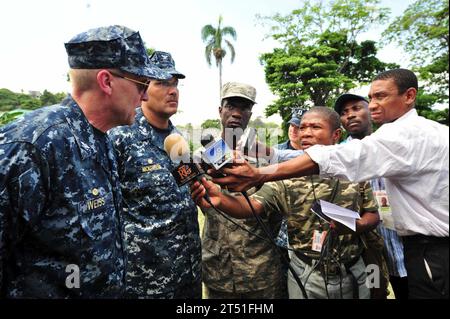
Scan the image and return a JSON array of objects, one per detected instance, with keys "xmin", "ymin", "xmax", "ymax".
[{"xmin": 210, "ymin": 68, "xmax": 449, "ymax": 299}]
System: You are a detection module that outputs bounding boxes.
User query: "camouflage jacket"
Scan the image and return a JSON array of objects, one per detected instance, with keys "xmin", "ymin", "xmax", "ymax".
[
  {"xmin": 252, "ymin": 176, "xmax": 378, "ymax": 264},
  {"xmin": 201, "ymin": 185, "xmax": 285, "ymax": 293},
  {"xmin": 0, "ymin": 96, "xmax": 125, "ymax": 298},
  {"xmin": 108, "ymin": 107, "xmax": 201, "ymax": 297}
]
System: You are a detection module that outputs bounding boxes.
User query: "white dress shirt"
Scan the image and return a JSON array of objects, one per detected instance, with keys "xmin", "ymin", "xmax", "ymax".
[{"xmin": 306, "ymin": 109, "xmax": 449, "ymax": 237}]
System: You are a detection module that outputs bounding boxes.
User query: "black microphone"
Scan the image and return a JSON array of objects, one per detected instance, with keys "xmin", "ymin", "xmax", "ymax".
[
  {"xmin": 163, "ymin": 133, "xmax": 206, "ymax": 186},
  {"xmin": 200, "ymin": 133, "xmax": 215, "ymax": 148},
  {"xmin": 197, "ymin": 133, "xmax": 215, "ymax": 171},
  {"xmin": 163, "ymin": 134, "xmax": 213, "ymax": 204}
]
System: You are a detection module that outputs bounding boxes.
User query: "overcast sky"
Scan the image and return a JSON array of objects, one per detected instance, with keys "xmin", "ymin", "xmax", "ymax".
[{"xmin": 0, "ymin": 0, "xmax": 414, "ymax": 125}]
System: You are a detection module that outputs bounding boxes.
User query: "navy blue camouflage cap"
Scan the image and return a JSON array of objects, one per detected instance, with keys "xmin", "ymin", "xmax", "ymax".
[
  {"xmin": 64, "ymin": 25, "xmax": 171, "ymax": 80},
  {"xmin": 149, "ymin": 51, "xmax": 185, "ymax": 79},
  {"xmin": 288, "ymin": 116, "xmax": 300, "ymax": 127}
]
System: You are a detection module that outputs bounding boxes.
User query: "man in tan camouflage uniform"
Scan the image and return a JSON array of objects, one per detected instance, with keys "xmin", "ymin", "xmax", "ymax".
[
  {"xmin": 193, "ymin": 107, "xmax": 380, "ymax": 299},
  {"xmin": 201, "ymin": 82, "xmax": 287, "ymax": 299}
]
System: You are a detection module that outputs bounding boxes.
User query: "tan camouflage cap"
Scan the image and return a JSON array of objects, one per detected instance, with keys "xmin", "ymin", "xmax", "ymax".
[{"xmin": 221, "ymin": 82, "xmax": 257, "ymax": 104}]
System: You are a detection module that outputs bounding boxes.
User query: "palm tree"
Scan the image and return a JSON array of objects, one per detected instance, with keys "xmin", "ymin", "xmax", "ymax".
[{"xmin": 201, "ymin": 15, "xmax": 237, "ymax": 94}]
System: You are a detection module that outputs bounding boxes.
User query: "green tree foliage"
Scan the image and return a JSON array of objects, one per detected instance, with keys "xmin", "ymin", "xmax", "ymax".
[
  {"xmin": 258, "ymin": 0, "xmax": 396, "ymax": 137},
  {"xmin": 248, "ymin": 116, "xmax": 281, "ymax": 147},
  {"xmin": 200, "ymin": 119, "xmax": 221, "ymax": 129},
  {"xmin": 201, "ymin": 15, "xmax": 237, "ymax": 93},
  {"xmin": 248, "ymin": 116, "xmax": 278, "ymax": 129},
  {"xmin": 0, "ymin": 109, "xmax": 30, "ymax": 126},
  {"xmin": 39, "ymin": 90, "xmax": 66, "ymax": 107},
  {"xmin": 0, "ymin": 88, "xmax": 40, "ymax": 111},
  {"xmin": 416, "ymin": 89, "xmax": 449, "ymax": 124},
  {"xmin": 0, "ymin": 89, "xmax": 20, "ymax": 112},
  {"xmin": 0, "ymin": 88, "xmax": 66, "ymax": 112},
  {"xmin": 258, "ymin": 0, "xmax": 390, "ymax": 46},
  {"xmin": 383, "ymin": 0, "xmax": 449, "ymax": 125}
]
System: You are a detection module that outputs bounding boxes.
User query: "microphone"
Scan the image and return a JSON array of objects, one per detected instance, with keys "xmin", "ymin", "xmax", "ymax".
[
  {"xmin": 200, "ymin": 128, "xmax": 257, "ymax": 172},
  {"xmin": 164, "ymin": 133, "xmax": 190, "ymax": 159},
  {"xmin": 164, "ymin": 133, "xmax": 206, "ymax": 187},
  {"xmin": 163, "ymin": 133, "xmax": 214, "ymax": 204},
  {"xmin": 200, "ymin": 133, "xmax": 215, "ymax": 148},
  {"xmin": 201, "ymin": 137, "xmax": 233, "ymax": 170}
]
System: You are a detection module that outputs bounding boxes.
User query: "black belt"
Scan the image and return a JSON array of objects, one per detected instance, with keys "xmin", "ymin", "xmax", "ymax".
[{"xmin": 402, "ymin": 234, "xmax": 449, "ymax": 246}]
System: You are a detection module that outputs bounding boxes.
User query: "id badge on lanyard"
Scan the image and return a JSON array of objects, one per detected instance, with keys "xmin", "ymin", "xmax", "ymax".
[
  {"xmin": 373, "ymin": 190, "xmax": 395, "ymax": 230},
  {"xmin": 312, "ymin": 230, "xmax": 328, "ymax": 252}
]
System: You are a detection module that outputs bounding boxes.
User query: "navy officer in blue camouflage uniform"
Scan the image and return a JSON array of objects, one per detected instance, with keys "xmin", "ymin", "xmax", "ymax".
[
  {"xmin": 108, "ymin": 51, "xmax": 201, "ymax": 298},
  {"xmin": 0, "ymin": 25, "xmax": 170, "ymax": 298}
]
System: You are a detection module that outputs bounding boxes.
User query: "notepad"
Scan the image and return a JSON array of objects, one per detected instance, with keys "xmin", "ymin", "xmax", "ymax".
[{"xmin": 313, "ymin": 200, "xmax": 361, "ymax": 232}]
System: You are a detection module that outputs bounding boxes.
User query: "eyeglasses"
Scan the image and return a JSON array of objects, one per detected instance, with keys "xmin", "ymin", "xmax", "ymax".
[{"xmin": 109, "ymin": 71, "xmax": 150, "ymax": 93}]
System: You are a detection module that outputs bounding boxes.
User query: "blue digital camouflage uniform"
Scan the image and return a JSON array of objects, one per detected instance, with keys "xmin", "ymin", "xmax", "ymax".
[
  {"xmin": 108, "ymin": 107, "xmax": 201, "ymax": 298},
  {"xmin": 0, "ymin": 96, "xmax": 125, "ymax": 298}
]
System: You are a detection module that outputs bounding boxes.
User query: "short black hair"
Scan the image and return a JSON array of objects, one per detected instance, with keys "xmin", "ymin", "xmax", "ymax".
[
  {"xmin": 373, "ymin": 68, "xmax": 418, "ymax": 94},
  {"xmin": 303, "ymin": 106, "xmax": 341, "ymax": 131}
]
